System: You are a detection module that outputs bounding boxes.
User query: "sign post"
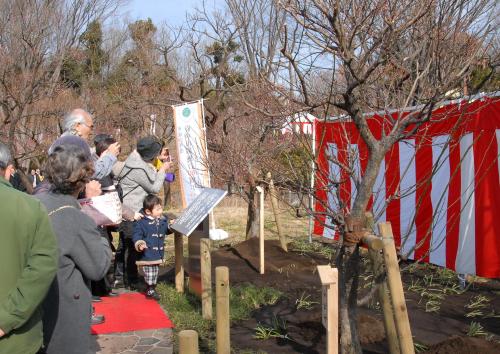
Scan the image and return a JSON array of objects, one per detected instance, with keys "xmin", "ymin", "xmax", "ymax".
[
  {"xmin": 317, "ymin": 265, "xmax": 338, "ymax": 354},
  {"xmin": 175, "ymin": 232, "xmax": 184, "ymax": 293},
  {"xmin": 171, "ymin": 188, "xmax": 227, "ymax": 296}
]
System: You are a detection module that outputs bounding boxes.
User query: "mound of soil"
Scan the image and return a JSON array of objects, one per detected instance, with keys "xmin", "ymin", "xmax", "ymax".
[
  {"xmin": 357, "ymin": 314, "xmax": 385, "ymax": 344},
  {"xmin": 424, "ymin": 335, "xmax": 500, "ymax": 354},
  {"xmin": 212, "ymin": 238, "xmax": 329, "ymax": 299},
  {"xmin": 211, "ymin": 239, "xmax": 387, "ymax": 353},
  {"xmin": 171, "ymin": 238, "xmax": 500, "ymax": 353}
]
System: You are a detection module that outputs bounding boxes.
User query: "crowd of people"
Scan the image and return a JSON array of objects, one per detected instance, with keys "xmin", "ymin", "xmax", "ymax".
[{"xmin": 0, "ymin": 108, "xmax": 174, "ymax": 354}]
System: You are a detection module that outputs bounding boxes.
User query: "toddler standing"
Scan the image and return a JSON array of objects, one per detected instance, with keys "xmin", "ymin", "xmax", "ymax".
[{"xmin": 132, "ymin": 194, "xmax": 171, "ymax": 300}]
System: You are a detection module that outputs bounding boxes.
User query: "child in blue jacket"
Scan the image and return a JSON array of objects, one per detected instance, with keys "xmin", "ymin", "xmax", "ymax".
[{"xmin": 132, "ymin": 194, "xmax": 171, "ymax": 300}]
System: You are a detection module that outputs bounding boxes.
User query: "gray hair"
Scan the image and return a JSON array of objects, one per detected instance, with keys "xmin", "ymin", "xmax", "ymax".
[
  {"xmin": 0, "ymin": 142, "xmax": 12, "ymax": 170},
  {"xmin": 63, "ymin": 110, "xmax": 87, "ymax": 134}
]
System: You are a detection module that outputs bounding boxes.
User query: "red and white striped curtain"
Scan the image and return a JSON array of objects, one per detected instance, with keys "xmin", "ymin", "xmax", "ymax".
[{"xmin": 313, "ymin": 96, "xmax": 500, "ymax": 278}]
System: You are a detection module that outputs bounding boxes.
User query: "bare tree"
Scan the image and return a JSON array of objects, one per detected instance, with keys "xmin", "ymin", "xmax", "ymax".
[
  {"xmin": 0, "ymin": 0, "xmax": 123, "ymax": 166},
  {"xmin": 268, "ymin": 0, "xmax": 498, "ymax": 353}
]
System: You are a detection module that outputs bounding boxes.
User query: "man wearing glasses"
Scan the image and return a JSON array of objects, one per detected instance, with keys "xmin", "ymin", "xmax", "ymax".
[{"xmin": 51, "ymin": 108, "xmax": 120, "ymax": 180}]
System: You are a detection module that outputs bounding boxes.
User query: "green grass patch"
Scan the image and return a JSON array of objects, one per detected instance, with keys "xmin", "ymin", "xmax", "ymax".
[
  {"xmin": 289, "ymin": 238, "xmax": 336, "ymax": 260},
  {"xmin": 230, "ymin": 283, "xmax": 284, "ymax": 321},
  {"xmin": 157, "ymin": 282, "xmax": 284, "ymax": 352},
  {"xmin": 157, "ymin": 283, "xmax": 213, "ymax": 350}
]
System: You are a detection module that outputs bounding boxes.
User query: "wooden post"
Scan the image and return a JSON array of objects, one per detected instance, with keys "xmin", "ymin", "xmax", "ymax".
[
  {"xmin": 179, "ymin": 330, "xmax": 199, "ymax": 354},
  {"xmin": 368, "ymin": 249, "xmax": 400, "ymax": 354},
  {"xmin": 175, "ymin": 232, "xmax": 184, "ymax": 293},
  {"xmin": 266, "ymin": 172, "xmax": 287, "ymax": 251},
  {"xmin": 200, "ymin": 238, "xmax": 212, "ymax": 320},
  {"xmin": 378, "ymin": 222, "xmax": 414, "ymax": 354},
  {"xmin": 362, "ymin": 234, "xmax": 384, "ymax": 251},
  {"xmin": 256, "ymin": 186, "xmax": 265, "ymax": 274},
  {"xmin": 317, "ymin": 265, "xmax": 339, "ymax": 354},
  {"xmin": 216, "ymin": 266, "xmax": 230, "ymax": 354}
]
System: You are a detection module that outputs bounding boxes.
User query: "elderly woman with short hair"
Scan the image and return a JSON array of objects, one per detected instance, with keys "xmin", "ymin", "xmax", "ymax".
[{"xmin": 35, "ymin": 143, "xmax": 111, "ymax": 354}]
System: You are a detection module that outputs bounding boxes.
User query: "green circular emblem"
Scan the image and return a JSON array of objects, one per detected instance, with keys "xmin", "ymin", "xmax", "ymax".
[{"xmin": 182, "ymin": 107, "xmax": 191, "ymax": 117}]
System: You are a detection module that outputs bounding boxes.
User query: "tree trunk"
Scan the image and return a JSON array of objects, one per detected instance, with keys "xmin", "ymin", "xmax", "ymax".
[
  {"xmin": 338, "ymin": 246, "xmax": 362, "ymax": 354},
  {"xmin": 338, "ymin": 150, "xmax": 386, "ymax": 354},
  {"xmin": 266, "ymin": 172, "xmax": 286, "ymax": 251},
  {"xmin": 245, "ymin": 186, "xmax": 260, "ymax": 239}
]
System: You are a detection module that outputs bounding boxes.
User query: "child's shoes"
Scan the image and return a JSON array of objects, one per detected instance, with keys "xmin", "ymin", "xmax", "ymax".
[{"xmin": 146, "ymin": 285, "xmax": 161, "ymax": 301}]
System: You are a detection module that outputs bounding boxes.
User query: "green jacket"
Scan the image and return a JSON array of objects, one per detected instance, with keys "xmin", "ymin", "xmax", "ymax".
[{"xmin": 0, "ymin": 177, "xmax": 58, "ymax": 354}]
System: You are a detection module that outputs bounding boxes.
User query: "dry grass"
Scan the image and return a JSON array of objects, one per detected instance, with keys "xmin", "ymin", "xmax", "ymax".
[
  {"xmin": 211, "ymin": 197, "xmax": 309, "ymax": 248},
  {"xmin": 164, "ymin": 195, "xmax": 309, "ymax": 250},
  {"xmin": 114, "ymin": 195, "xmax": 311, "ymax": 268}
]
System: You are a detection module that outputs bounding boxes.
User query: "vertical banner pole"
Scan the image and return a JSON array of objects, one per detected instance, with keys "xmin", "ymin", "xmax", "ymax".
[
  {"xmin": 256, "ymin": 186, "xmax": 265, "ymax": 274},
  {"xmin": 308, "ymin": 117, "xmax": 316, "ymax": 243},
  {"xmin": 200, "ymin": 99, "xmax": 216, "ymax": 230}
]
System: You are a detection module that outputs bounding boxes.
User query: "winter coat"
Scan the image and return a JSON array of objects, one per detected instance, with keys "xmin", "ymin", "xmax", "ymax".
[
  {"xmin": 35, "ymin": 192, "xmax": 111, "ymax": 354},
  {"xmin": 132, "ymin": 212, "xmax": 171, "ymax": 265},
  {"xmin": 116, "ymin": 150, "xmax": 166, "ymax": 214},
  {"xmin": 0, "ymin": 177, "xmax": 58, "ymax": 354},
  {"xmin": 91, "ymin": 151, "xmax": 117, "ymax": 181}
]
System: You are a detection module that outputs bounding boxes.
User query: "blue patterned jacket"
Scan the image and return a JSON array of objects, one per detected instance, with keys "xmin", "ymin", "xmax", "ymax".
[{"xmin": 132, "ymin": 211, "xmax": 171, "ymax": 265}]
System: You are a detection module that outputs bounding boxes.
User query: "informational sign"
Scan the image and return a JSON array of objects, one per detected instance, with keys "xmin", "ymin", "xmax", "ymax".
[
  {"xmin": 170, "ymin": 188, "xmax": 227, "ymax": 236},
  {"xmin": 173, "ymin": 100, "xmax": 211, "ymax": 208}
]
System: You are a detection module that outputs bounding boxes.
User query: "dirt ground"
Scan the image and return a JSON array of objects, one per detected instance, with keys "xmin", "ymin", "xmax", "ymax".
[{"xmin": 209, "ymin": 238, "xmax": 500, "ymax": 354}]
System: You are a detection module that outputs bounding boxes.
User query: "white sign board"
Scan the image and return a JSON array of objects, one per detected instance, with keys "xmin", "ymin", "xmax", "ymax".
[
  {"xmin": 173, "ymin": 101, "xmax": 210, "ymax": 208},
  {"xmin": 170, "ymin": 188, "xmax": 227, "ymax": 236}
]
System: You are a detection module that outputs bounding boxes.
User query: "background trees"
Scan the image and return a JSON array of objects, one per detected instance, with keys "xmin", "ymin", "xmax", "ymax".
[
  {"xmin": 1, "ymin": 1, "xmax": 498, "ymax": 351},
  {"xmin": 269, "ymin": 1, "xmax": 498, "ymax": 352}
]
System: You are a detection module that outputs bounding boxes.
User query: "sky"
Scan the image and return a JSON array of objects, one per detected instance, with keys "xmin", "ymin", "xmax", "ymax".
[{"xmin": 125, "ymin": 0, "xmax": 217, "ymax": 27}]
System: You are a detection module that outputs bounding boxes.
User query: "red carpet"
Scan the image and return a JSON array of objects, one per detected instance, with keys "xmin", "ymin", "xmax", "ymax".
[{"xmin": 91, "ymin": 293, "xmax": 174, "ymax": 335}]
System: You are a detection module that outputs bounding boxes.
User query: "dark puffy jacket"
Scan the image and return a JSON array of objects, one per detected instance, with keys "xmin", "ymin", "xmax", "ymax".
[{"xmin": 132, "ymin": 211, "xmax": 171, "ymax": 265}]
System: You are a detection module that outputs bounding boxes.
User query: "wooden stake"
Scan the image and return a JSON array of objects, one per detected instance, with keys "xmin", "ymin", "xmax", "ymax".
[
  {"xmin": 317, "ymin": 265, "xmax": 338, "ymax": 354},
  {"xmin": 179, "ymin": 330, "xmax": 199, "ymax": 354},
  {"xmin": 368, "ymin": 249, "xmax": 400, "ymax": 354},
  {"xmin": 200, "ymin": 238, "xmax": 212, "ymax": 320},
  {"xmin": 256, "ymin": 186, "xmax": 265, "ymax": 274},
  {"xmin": 216, "ymin": 266, "xmax": 230, "ymax": 354},
  {"xmin": 175, "ymin": 232, "xmax": 184, "ymax": 293},
  {"xmin": 266, "ymin": 172, "xmax": 287, "ymax": 251},
  {"xmin": 378, "ymin": 222, "xmax": 414, "ymax": 354}
]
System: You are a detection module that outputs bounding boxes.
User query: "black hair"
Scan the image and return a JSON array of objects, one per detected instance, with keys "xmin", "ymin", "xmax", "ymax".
[
  {"xmin": 143, "ymin": 194, "xmax": 162, "ymax": 212},
  {"xmin": 95, "ymin": 135, "xmax": 116, "ymax": 157}
]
